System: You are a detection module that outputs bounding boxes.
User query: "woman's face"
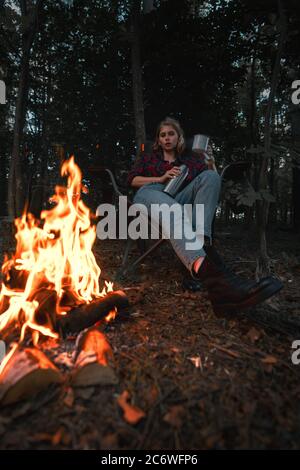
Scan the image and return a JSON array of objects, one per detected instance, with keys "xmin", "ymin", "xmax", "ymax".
[{"xmin": 158, "ymin": 125, "xmax": 179, "ymax": 152}]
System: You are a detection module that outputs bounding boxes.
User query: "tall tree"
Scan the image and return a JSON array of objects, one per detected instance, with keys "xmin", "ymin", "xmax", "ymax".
[
  {"xmin": 256, "ymin": 0, "xmax": 287, "ymax": 276},
  {"xmin": 130, "ymin": 0, "xmax": 146, "ymax": 158},
  {"xmin": 8, "ymin": 0, "xmax": 44, "ymax": 218}
]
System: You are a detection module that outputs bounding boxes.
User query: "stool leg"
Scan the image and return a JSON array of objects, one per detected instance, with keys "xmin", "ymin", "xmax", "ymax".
[
  {"xmin": 114, "ymin": 238, "xmax": 134, "ymax": 281},
  {"xmin": 121, "ymin": 238, "xmax": 134, "ymax": 267}
]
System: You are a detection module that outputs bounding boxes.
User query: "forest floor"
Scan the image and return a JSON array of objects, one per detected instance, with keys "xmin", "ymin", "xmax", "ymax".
[{"xmin": 0, "ymin": 224, "xmax": 300, "ymax": 450}]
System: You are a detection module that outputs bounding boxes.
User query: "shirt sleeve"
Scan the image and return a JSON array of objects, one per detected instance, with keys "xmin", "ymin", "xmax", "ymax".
[
  {"xmin": 184, "ymin": 153, "xmax": 208, "ymax": 184},
  {"xmin": 127, "ymin": 154, "xmax": 148, "ymax": 187}
]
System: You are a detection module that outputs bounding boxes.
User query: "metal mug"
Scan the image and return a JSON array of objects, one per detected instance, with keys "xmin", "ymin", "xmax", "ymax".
[{"xmin": 192, "ymin": 134, "xmax": 210, "ymax": 152}]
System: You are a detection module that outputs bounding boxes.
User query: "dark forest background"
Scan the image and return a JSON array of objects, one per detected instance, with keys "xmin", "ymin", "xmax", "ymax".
[{"xmin": 0, "ymin": 0, "xmax": 300, "ymax": 273}]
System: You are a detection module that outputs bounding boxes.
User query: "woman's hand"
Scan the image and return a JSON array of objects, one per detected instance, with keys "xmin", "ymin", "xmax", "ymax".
[
  {"xmin": 160, "ymin": 166, "xmax": 182, "ymax": 183},
  {"xmin": 205, "ymin": 144, "xmax": 214, "ymax": 160},
  {"xmin": 204, "ymin": 144, "xmax": 217, "ymax": 171}
]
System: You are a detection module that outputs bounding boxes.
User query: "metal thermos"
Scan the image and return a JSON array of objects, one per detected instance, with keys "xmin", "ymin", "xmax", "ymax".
[{"xmin": 163, "ymin": 164, "xmax": 189, "ymax": 197}]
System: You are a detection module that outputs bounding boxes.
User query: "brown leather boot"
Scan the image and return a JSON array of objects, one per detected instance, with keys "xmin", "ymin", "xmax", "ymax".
[{"xmin": 195, "ymin": 245, "xmax": 283, "ymax": 313}]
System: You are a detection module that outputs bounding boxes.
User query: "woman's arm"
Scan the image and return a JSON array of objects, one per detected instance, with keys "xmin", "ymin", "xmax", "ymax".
[
  {"xmin": 131, "ymin": 167, "xmax": 182, "ymax": 189},
  {"xmin": 131, "ymin": 175, "xmax": 164, "ymax": 189}
]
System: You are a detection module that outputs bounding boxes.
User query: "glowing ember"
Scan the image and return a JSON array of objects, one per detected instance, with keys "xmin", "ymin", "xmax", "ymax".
[{"xmin": 0, "ymin": 156, "xmax": 113, "ymax": 349}]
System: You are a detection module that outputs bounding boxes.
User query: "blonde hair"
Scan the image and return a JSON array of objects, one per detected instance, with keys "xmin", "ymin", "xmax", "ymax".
[{"xmin": 153, "ymin": 117, "xmax": 185, "ymax": 155}]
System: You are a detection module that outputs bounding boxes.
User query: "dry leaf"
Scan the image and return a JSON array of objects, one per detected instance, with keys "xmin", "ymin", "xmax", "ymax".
[
  {"xmin": 52, "ymin": 427, "xmax": 64, "ymax": 446},
  {"xmin": 247, "ymin": 327, "xmax": 261, "ymax": 343},
  {"xmin": 261, "ymin": 355, "xmax": 278, "ymax": 365},
  {"xmin": 188, "ymin": 356, "xmax": 202, "ymax": 369},
  {"xmin": 117, "ymin": 390, "xmax": 145, "ymax": 425}
]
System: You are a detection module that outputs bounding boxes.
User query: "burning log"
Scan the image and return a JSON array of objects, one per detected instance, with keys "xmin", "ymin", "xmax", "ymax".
[
  {"xmin": 2, "ymin": 265, "xmax": 50, "ymax": 293},
  {"xmin": 28, "ymin": 287, "xmax": 58, "ymax": 330},
  {"xmin": 1, "ymin": 264, "xmax": 29, "ymax": 291},
  {"xmin": 0, "ymin": 346, "xmax": 63, "ymax": 406},
  {"xmin": 71, "ymin": 327, "xmax": 118, "ymax": 387},
  {"xmin": 0, "ymin": 157, "xmax": 129, "ymax": 401},
  {"xmin": 56, "ymin": 290, "xmax": 129, "ymax": 336}
]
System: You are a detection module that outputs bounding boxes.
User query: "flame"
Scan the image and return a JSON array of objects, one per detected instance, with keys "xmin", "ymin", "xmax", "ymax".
[
  {"xmin": 0, "ymin": 156, "xmax": 113, "ymax": 345},
  {"xmin": 105, "ymin": 308, "xmax": 117, "ymax": 323}
]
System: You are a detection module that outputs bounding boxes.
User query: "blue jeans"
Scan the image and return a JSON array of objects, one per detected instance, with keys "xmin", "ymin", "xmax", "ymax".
[{"xmin": 133, "ymin": 170, "xmax": 221, "ymax": 273}]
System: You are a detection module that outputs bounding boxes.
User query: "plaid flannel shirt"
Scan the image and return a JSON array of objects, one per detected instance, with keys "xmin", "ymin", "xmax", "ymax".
[{"xmin": 127, "ymin": 151, "xmax": 208, "ymax": 189}]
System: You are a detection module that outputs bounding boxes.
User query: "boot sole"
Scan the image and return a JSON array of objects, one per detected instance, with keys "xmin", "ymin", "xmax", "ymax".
[{"xmin": 211, "ymin": 278, "xmax": 283, "ymax": 314}]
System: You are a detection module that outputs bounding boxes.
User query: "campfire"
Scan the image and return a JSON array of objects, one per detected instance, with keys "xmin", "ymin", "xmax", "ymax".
[{"xmin": 0, "ymin": 157, "xmax": 128, "ymax": 405}]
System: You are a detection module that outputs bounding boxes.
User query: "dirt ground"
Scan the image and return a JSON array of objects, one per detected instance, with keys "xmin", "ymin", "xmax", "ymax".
[{"xmin": 0, "ymin": 224, "xmax": 300, "ymax": 450}]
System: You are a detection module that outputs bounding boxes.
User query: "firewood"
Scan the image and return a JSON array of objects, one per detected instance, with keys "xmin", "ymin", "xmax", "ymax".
[
  {"xmin": 56, "ymin": 290, "xmax": 129, "ymax": 336},
  {"xmin": 2, "ymin": 267, "xmax": 50, "ymax": 293},
  {"xmin": 59, "ymin": 288, "xmax": 84, "ymax": 309},
  {"xmin": 0, "ymin": 295, "xmax": 10, "ymax": 317},
  {"xmin": 1, "ymin": 264, "xmax": 29, "ymax": 291},
  {"xmin": 0, "ymin": 346, "xmax": 63, "ymax": 406},
  {"xmin": 28, "ymin": 288, "xmax": 58, "ymax": 330},
  {"xmin": 71, "ymin": 328, "xmax": 118, "ymax": 387}
]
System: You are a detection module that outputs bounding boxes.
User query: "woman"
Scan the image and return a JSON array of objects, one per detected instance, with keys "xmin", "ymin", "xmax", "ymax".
[{"xmin": 127, "ymin": 117, "xmax": 282, "ymax": 314}]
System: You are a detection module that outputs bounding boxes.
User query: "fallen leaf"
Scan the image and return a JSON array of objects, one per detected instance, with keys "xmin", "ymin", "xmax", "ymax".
[
  {"xmin": 188, "ymin": 356, "xmax": 202, "ymax": 369},
  {"xmin": 117, "ymin": 390, "xmax": 145, "ymax": 425},
  {"xmin": 247, "ymin": 327, "xmax": 261, "ymax": 343},
  {"xmin": 261, "ymin": 355, "xmax": 278, "ymax": 365},
  {"xmin": 52, "ymin": 427, "xmax": 64, "ymax": 446}
]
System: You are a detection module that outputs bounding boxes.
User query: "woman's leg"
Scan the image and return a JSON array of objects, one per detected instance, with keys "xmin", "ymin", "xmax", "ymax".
[
  {"xmin": 133, "ymin": 183, "xmax": 203, "ymax": 273},
  {"xmin": 175, "ymin": 170, "xmax": 221, "ymax": 240},
  {"xmin": 133, "ymin": 179, "xmax": 283, "ymax": 312}
]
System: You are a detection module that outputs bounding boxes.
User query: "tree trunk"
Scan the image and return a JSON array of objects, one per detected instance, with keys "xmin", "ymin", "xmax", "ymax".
[
  {"xmin": 249, "ymin": 44, "xmax": 260, "ymax": 146},
  {"xmin": 256, "ymin": 0, "xmax": 287, "ymax": 277},
  {"xmin": 7, "ymin": 0, "xmax": 44, "ymax": 218},
  {"xmin": 130, "ymin": 0, "xmax": 146, "ymax": 160}
]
